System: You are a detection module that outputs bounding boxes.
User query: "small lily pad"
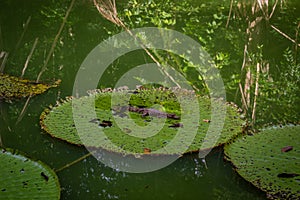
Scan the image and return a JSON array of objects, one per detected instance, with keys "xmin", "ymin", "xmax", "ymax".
[
  {"xmin": 224, "ymin": 125, "xmax": 300, "ymax": 199},
  {"xmin": 0, "ymin": 148, "xmax": 60, "ymax": 199},
  {"xmin": 0, "ymin": 73, "xmax": 59, "ymax": 100},
  {"xmin": 40, "ymin": 88, "xmax": 244, "ymax": 155}
]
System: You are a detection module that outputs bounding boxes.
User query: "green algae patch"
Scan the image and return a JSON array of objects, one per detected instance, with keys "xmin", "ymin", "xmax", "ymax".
[
  {"xmin": 40, "ymin": 88, "xmax": 244, "ymax": 155},
  {"xmin": 0, "ymin": 148, "xmax": 60, "ymax": 199},
  {"xmin": 224, "ymin": 125, "xmax": 300, "ymax": 199},
  {"xmin": 0, "ymin": 73, "xmax": 59, "ymax": 100}
]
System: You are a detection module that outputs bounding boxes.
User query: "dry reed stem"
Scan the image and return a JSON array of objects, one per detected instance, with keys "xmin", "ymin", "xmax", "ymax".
[
  {"xmin": 16, "ymin": 95, "xmax": 31, "ymax": 125},
  {"xmin": 55, "ymin": 152, "xmax": 93, "ymax": 173},
  {"xmin": 0, "ymin": 51, "xmax": 9, "ymax": 72},
  {"xmin": 17, "ymin": 0, "xmax": 75, "ymax": 124},
  {"xmin": 239, "ymin": 82, "xmax": 248, "ymax": 111},
  {"xmin": 226, "ymin": 0, "xmax": 234, "ymax": 28},
  {"xmin": 21, "ymin": 37, "xmax": 39, "ymax": 78},
  {"xmin": 271, "ymin": 25, "xmax": 300, "ymax": 47},
  {"xmin": 269, "ymin": 0, "xmax": 278, "ymax": 19},
  {"xmin": 93, "ymin": 0, "xmax": 181, "ymax": 88},
  {"xmin": 12, "ymin": 16, "xmax": 31, "ymax": 60},
  {"xmin": 36, "ymin": 0, "xmax": 75, "ymax": 82},
  {"xmin": 251, "ymin": 62, "xmax": 260, "ymax": 124}
]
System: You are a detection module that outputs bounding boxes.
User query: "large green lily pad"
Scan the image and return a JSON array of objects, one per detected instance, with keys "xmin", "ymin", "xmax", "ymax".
[
  {"xmin": 40, "ymin": 88, "xmax": 244, "ymax": 155},
  {"xmin": 0, "ymin": 73, "xmax": 59, "ymax": 100},
  {"xmin": 224, "ymin": 125, "xmax": 300, "ymax": 199},
  {"xmin": 0, "ymin": 148, "xmax": 60, "ymax": 199}
]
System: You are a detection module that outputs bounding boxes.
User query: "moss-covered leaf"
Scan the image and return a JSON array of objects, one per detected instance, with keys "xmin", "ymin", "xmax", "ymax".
[
  {"xmin": 0, "ymin": 73, "xmax": 59, "ymax": 100},
  {"xmin": 0, "ymin": 148, "xmax": 60, "ymax": 199},
  {"xmin": 224, "ymin": 125, "xmax": 300, "ymax": 199},
  {"xmin": 40, "ymin": 88, "xmax": 244, "ymax": 155}
]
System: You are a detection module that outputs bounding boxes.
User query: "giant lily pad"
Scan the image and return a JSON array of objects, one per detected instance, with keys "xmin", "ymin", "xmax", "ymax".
[
  {"xmin": 40, "ymin": 88, "xmax": 244, "ymax": 155},
  {"xmin": 0, "ymin": 73, "xmax": 59, "ymax": 100},
  {"xmin": 224, "ymin": 125, "xmax": 300, "ymax": 199},
  {"xmin": 0, "ymin": 148, "xmax": 60, "ymax": 199}
]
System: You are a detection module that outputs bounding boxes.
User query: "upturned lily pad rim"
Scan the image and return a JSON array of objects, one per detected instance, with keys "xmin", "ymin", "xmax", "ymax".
[{"xmin": 40, "ymin": 88, "xmax": 245, "ymax": 157}]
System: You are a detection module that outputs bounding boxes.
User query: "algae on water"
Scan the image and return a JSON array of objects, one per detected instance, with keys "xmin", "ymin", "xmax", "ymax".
[{"xmin": 0, "ymin": 73, "xmax": 59, "ymax": 100}]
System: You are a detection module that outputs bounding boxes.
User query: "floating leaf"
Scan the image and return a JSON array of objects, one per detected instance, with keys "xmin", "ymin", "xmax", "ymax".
[
  {"xmin": 0, "ymin": 148, "xmax": 60, "ymax": 199},
  {"xmin": 40, "ymin": 88, "xmax": 244, "ymax": 155},
  {"xmin": 224, "ymin": 125, "xmax": 300, "ymax": 199},
  {"xmin": 0, "ymin": 73, "xmax": 59, "ymax": 100}
]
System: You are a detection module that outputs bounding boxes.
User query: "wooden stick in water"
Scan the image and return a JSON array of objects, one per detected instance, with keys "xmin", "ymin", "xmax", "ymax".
[
  {"xmin": 36, "ymin": 0, "xmax": 75, "ymax": 82},
  {"xmin": 21, "ymin": 37, "xmax": 39, "ymax": 78},
  {"xmin": 55, "ymin": 152, "xmax": 93, "ymax": 173}
]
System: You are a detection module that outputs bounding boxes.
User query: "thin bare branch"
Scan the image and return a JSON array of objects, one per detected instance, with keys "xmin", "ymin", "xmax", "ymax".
[
  {"xmin": 271, "ymin": 24, "xmax": 300, "ymax": 47},
  {"xmin": 21, "ymin": 37, "xmax": 39, "ymax": 78},
  {"xmin": 251, "ymin": 62, "xmax": 260, "ymax": 124},
  {"xmin": 36, "ymin": 0, "xmax": 75, "ymax": 82},
  {"xmin": 226, "ymin": 0, "xmax": 234, "ymax": 28},
  {"xmin": 55, "ymin": 152, "xmax": 93, "ymax": 173},
  {"xmin": 16, "ymin": 95, "xmax": 31, "ymax": 125},
  {"xmin": 269, "ymin": 0, "xmax": 278, "ymax": 19},
  {"xmin": 0, "ymin": 51, "xmax": 9, "ymax": 72},
  {"xmin": 93, "ymin": 0, "xmax": 181, "ymax": 88},
  {"xmin": 257, "ymin": 0, "xmax": 268, "ymax": 19},
  {"xmin": 239, "ymin": 82, "xmax": 248, "ymax": 111},
  {"xmin": 12, "ymin": 16, "xmax": 31, "ymax": 59},
  {"xmin": 294, "ymin": 22, "xmax": 300, "ymax": 62},
  {"xmin": 17, "ymin": 0, "xmax": 75, "ymax": 124}
]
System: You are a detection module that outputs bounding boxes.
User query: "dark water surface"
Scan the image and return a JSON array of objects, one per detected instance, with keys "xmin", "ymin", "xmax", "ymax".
[{"xmin": 1, "ymin": 0, "xmax": 299, "ymax": 199}]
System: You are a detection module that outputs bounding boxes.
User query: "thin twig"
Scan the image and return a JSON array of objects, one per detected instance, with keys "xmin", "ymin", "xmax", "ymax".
[
  {"xmin": 17, "ymin": 0, "xmax": 75, "ymax": 124},
  {"xmin": 15, "ymin": 95, "xmax": 31, "ymax": 125},
  {"xmin": 251, "ymin": 62, "xmax": 260, "ymax": 125},
  {"xmin": 21, "ymin": 37, "xmax": 39, "ymax": 78},
  {"xmin": 36, "ymin": 0, "xmax": 75, "ymax": 82},
  {"xmin": 12, "ymin": 16, "xmax": 31, "ymax": 59},
  {"xmin": 55, "ymin": 152, "xmax": 93, "ymax": 173},
  {"xmin": 271, "ymin": 24, "xmax": 300, "ymax": 47},
  {"xmin": 269, "ymin": 0, "xmax": 278, "ymax": 19},
  {"xmin": 239, "ymin": 82, "xmax": 248, "ymax": 111},
  {"xmin": 294, "ymin": 22, "xmax": 300, "ymax": 64},
  {"xmin": 0, "ymin": 52, "xmax": 9, "ymax": 72},
  {"xmin": 226, "ymin": 0, "xmax": 234, "ymax": 28},
  {"xmin": 93, "ymin": 0, "xmax": 181, "ymax": 88},
  {"xmin": 257, "ymin": 0, "xmax": 268, "ymax": 19}
]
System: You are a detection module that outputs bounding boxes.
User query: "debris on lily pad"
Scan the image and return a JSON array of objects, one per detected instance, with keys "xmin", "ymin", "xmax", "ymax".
[
  {"xmin": 0, "ymin": 73, "xmax": 60, "ymax": 100},
  {"xmin": 224, "ymin": 125, "xmax": 300, "ymax": 199},
  {"xmin": 40, "ymin": 87, "xmax": 245, "ymax": 155},
  {"xmin": 0, "ymin": 148, "xmax": 60, "ymax": 199}
]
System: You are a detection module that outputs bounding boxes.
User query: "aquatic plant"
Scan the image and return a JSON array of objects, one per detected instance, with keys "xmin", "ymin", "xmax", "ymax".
[
  {"xmin": 40, "ymin": 88, "xmax": 244, "ymax": 156},
  {"xmin": 0, "ymin": 148, "xmax": 60, "ymax": 199},
  {"xmin": 0, "ymin": 73, "xmax": 59, "ymax": 100},
  {"xmin": 224, "ymin": 125, "xmax": 300, "ymax": 199}
]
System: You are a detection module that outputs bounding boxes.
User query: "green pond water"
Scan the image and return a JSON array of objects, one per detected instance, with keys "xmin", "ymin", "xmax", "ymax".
[{"xmin": 0, "ymin": 0, "xmax": 299, "ymax": 199}]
